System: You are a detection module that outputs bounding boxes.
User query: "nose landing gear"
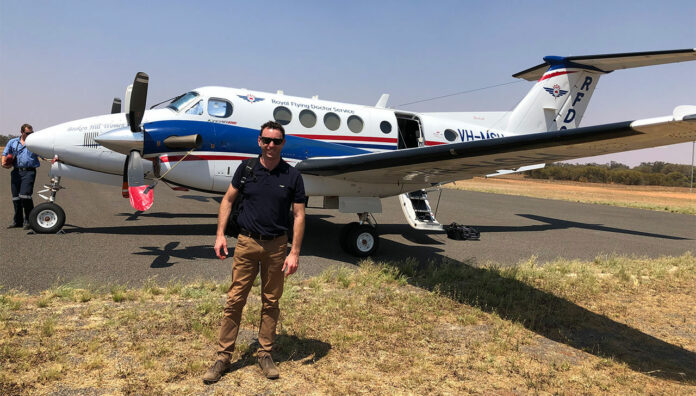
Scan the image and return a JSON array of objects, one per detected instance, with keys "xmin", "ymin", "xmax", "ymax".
[{"xmin": 28, "ymin": 176, "xmax": 66, "ymax": 234}]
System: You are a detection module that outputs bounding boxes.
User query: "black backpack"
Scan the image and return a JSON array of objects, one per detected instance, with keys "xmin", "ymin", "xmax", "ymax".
[{"xmin": 225, "ymin": 158, "xmax": 258, "ymax": 238}]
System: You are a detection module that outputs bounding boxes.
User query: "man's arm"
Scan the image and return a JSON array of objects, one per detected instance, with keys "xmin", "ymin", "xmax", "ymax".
[
  {"xmin": 2, "ymin": 145, "xmax": 12, "ymax": 169},
  {"xmin": 282, "ymin": 202, "xmax": 305, "ymax": 277},
  {"xmin": 214, "ymin": 183, "xmax": 239, "ymax": 259}
]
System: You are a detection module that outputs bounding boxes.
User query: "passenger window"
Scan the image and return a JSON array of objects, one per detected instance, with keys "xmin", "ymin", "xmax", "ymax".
[
  {"xmin": 324, "ymin": 112, "xmax": 340, "ymax": 131},
  {"xmin": 380, "ymin": 121, "xmax": 392, "ymax": 134},
  {"xmin": 208, "ymin": 98, "xmax": 233, "ymax": 118},
  {"xmin": 299, "ymin": 109, "xmax": 317, "ymax": 128},
  {"xmin": 347, "ymin": 115, "xmax": 364, "ymax": 133},
  {"xmin": 444, "ymin": 129, "xmax": 457, "ymax": 142},
  {"xmin": 186, "ymin": 100, "xmax": 204, "ymax": 115},
  {"xmin": 273, "ymin": 106, "xmax": 292, "ymax": 125}
]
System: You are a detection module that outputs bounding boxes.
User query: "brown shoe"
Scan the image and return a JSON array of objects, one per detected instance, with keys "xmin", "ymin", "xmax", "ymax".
[
  {"xmin": 258, "ymin": 354, "xmax": 279, "ymax": 379},
  {"xmin": 202, "ymin": 360, "xmax": 230, "ymax": 384}
]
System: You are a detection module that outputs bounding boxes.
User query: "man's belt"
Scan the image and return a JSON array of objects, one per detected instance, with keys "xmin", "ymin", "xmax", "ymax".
[
  {"xmin": 239, "ymin": 228, "xmax": 285, "ymax": 241},
  {"xmin": 16, "ymin": 167, "xmax": 36, "ymax": 171}
]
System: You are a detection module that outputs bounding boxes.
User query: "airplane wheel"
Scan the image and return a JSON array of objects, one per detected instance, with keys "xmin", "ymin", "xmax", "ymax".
[
  {"xmin": 345, "ymin": 224, "xmax": 379, "ymax": 257},
  {"xmin": 28, "ymin": 202, "xmax": 66, "ymax": 234},
  {"xmin": 340, "ymin": 222, "xmax": 359, "ymax": 254}
]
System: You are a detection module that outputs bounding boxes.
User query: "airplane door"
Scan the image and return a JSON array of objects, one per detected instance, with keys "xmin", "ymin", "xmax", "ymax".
[
  {"xmin": 395, "ymin": 113, "xmax": 424, "ymax": 149},
  {"xmin": 213, "ymin": 160, "xmax": 235, "ymax": 191}
]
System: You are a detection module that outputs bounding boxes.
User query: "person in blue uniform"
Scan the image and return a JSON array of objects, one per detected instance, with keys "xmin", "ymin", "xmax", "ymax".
[{"xmin": 2, "ymin": 124, "xmax": 40, "ymax": 229}]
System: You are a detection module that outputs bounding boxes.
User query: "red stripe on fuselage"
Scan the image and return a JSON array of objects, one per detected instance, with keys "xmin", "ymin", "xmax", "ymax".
[
  {"xmin": 159, "ymin": 154, "xmax": 252, "ymax": 163},
  {"xmin": 425, "ymin": 141, "xmax": 445, "ymax": 146},
  {"xmin": 291, "ymin": 134, "xmax": 396, "ymax": 143},
  {"xmin": 538, "ymin": 70, "xmax": 578, "ymax": 82}
]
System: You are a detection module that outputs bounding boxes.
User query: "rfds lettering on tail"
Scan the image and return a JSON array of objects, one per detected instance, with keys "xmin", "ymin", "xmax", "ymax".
[{"xmin": 25, "ymin": 48, "xmax": 696, "ymax": 256}]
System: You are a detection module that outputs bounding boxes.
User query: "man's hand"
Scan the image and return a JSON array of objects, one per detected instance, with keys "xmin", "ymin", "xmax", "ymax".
[
  {"xmin": 282, "ymin": 252, "xmax": 299, "ymax": 277},
  {"xmin": 214, "ymin": 184, "xmax": 238, "ymax": 260},
  {"xmin": 214, "ymin": 234, "xmax": 229, "ymax": 259}
]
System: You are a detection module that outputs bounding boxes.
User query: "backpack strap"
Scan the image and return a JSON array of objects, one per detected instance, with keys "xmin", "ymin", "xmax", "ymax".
[{"xmin": 238, "ymin": 157, "xmax": 258, "ymax": 193}]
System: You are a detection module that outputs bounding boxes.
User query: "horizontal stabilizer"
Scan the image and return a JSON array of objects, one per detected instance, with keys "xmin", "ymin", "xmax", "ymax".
[
  {"xmin": 486, "ymin": 163, "xmax": 545, "ymax": 178},
  {"xmin": 514, "ymin": 48, "xmax": 696, "ymax": 81}
]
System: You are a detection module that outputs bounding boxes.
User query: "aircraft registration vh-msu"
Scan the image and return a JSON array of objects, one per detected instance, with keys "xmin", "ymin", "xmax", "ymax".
[{"xmin": 25, "ymin": 48, "xmax": 696, "ymax": 256}]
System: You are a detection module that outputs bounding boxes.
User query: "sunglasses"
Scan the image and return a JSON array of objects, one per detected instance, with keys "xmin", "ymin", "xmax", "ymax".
[{"xmin": 260, "ymin": 137, "xmax": 284, "ymax": 145}]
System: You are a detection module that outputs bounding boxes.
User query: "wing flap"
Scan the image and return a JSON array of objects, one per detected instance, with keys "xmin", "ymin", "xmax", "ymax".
[{"xmin": 296, "ymin": 111, "xmax": 696, "ymax": 185}]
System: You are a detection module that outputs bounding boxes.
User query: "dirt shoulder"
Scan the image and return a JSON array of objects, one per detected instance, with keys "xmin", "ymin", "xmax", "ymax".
[{"xmin": 447, "ymin": 175, "xmax": 696, "ymax": 215}]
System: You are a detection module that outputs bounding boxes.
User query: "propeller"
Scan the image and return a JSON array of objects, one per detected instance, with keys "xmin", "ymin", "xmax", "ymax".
[
  {"xmin": 127, "ymin": 72, "xmax": 149, "ymax": 132},
  {"xmin": 122, "ymin": 72, "xmax": 153, "ymax": 211},
  {"xmin": 111, "ymin": 98, "xmax": 122, "ymax": 114}
]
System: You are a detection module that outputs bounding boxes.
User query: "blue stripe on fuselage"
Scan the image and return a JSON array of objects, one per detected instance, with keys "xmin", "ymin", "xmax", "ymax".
[{"xmin": 142, "ymin": 120, "xmax": 372, "ymax": 160}]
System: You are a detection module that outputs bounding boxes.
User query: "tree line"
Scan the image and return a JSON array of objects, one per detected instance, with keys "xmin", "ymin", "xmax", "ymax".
[
  {"xmin": 0, "ymin": 134, "xmax": 17, "ymax": 146},
  {"xmin": 524, "ymin": 161, "xmax": 694, "ymax": 187}
]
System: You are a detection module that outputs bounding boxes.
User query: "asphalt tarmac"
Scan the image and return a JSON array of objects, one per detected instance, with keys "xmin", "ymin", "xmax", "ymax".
[{"xmin": 1, "ymin": 170, "xmax": 694, "ymax": 293}]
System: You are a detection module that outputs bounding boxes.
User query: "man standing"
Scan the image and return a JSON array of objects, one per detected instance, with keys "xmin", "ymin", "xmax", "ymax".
[
  {"xmin": 2, "ymin": 124, "xmax": 40, "ymax": 229},
  {"xmin": 204, "ymin": 121, "xmax": 306, "ymax": 384}
]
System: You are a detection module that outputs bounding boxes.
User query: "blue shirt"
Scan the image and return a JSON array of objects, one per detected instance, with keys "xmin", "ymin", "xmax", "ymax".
[
  {"xmin": 3, "ymin": 137, "xmax": 40, "ymax": 168},
  {"xmin": 232, "ymin": 157, "xmax": 305, "ymax": 236}
]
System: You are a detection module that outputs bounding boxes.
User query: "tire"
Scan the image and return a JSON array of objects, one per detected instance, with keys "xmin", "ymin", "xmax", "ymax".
[
  {"xmin": 28, "ymin": 202, "xmax": 66, "ymax": 234},
  {"xmin": 346, "ymin": 224, "xmax": 379, "ymax": 257},
  {"xmin": 339, "ymin": 222, "xmax": 359, "ymax": 254}
]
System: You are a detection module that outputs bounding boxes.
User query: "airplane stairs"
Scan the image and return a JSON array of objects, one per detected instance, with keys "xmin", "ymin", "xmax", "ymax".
[{"xmin": 398, "ymin": 190, "xmax": 444, "ymax": 231}]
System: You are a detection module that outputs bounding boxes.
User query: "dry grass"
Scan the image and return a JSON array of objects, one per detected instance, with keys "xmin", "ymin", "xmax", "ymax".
[
  {"xmin": 447, "ymin": 175, "xmax": 696, "ymax": 214},
  {"xmin": 1, "ymin": 253, "xmax": 695, "ymax": 395}
]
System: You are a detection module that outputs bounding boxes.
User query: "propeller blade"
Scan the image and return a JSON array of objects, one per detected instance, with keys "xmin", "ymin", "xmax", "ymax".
[
  {"xmin": 121, "ymin": 156, "xmax": 130, "ymax": 198},
  {"xmin": 127, "ymin": 72, "xmax": 149, "ymax": 132},
  {"xmin": 126, "ymin": 150, "xmax": 153, "ymax": 211},
  {"xmin": 111, "ymin": 98, "xmax": 122, "ymax": 114},
  {"xmin": 127, "ymin": 150, "xmax": 145, "ymax": 188}
]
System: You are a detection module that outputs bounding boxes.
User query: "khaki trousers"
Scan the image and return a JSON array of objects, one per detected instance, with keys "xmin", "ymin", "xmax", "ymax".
[{"xmin": 217, "ymin": 234, "xmax": 287, "ymax": 362}]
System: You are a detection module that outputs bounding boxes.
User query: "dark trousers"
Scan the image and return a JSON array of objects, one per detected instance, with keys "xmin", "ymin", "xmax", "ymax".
[{"xmin": 10, "ymin": 168, "xmax": 36, "ymax": 225}]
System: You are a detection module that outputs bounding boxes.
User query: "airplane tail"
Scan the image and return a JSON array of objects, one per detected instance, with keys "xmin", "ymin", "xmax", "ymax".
[{"xmin": 505, "ymin": 49, "xmax": 696, "ymax": 134}]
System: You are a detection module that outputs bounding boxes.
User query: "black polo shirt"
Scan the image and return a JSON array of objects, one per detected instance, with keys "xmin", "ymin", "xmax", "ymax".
[{"xmin": 232, "ymin": 157, "xmax": 306, "ymax": 236}]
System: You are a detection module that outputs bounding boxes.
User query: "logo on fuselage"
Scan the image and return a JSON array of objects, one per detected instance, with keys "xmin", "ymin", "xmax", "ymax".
[
  {"xmin": 544, "ymin": 84, "xmax": 568, "ymax": 98},
  {"xmin": 238, "ymin": 94, "xmax": 265, "ymax": 103}
]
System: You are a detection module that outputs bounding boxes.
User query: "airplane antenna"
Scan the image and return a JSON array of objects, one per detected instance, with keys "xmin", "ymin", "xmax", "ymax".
[{"xmin": 396, "ymin": 80, "xmax": 522, "ymax": 107}]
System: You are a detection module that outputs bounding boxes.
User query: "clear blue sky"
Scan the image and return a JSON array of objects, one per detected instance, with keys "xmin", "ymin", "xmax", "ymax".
[{"xmin": 1, "ymin": 1, "xmax": 694, "ymax": 166}]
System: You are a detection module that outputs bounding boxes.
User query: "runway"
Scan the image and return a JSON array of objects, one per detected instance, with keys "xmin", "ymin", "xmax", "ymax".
[{"xmin": 1, "ymin": 170, "xmax": 694, "ymax": 293}]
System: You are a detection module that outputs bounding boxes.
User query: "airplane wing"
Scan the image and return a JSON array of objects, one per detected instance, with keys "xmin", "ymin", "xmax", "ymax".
[{"xmin": 295, "ymin": 106, "xmax": 696, "ymax": 185}]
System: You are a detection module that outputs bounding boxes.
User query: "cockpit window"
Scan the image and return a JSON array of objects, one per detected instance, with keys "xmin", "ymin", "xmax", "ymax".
[
  {"xmin": 167, "ymin": 92, "xmax": 200, "ymax": 112},
  {"xmin": 186, "ymin": 100, "xmax": 204, "ymax": 115},
  {"xmin": 208, "ymin": 98, "xmax": 233, "ymax": 118}
]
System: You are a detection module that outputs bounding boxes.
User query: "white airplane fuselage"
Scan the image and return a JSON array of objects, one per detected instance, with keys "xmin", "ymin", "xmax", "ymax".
[{"xmin": 29, "ymin": 86, "xmax": 512, "ymax": 197}]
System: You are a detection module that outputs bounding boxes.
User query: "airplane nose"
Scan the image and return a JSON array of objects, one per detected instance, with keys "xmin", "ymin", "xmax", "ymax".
[{"xmin": 25, "ymin": 129, "xmax": 55, "ymax": 158}]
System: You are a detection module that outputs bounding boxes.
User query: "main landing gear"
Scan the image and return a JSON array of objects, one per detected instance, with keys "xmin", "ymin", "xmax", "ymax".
[
  {"xmin": 28, "ymin": 176, "xmax": 66, "ymax": 234},
  {"xmin": 340, "ymin": 212, "xmax": 379, "ymax": 257}
]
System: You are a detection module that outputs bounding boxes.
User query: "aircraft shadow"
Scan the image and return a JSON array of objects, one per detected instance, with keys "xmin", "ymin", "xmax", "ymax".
[
  {"xmin": 63, "ymin": 223, "xmax": 217, "ymax": 236},
  {"xmin": 299, "ymin": 217, "xmax": 695, "ymax": 382},
  {"xmin": 133, "ymin": 242, "xmax": 215, "ymax": 268},
  {"xmin": 116, "ymin": 212, "xmax": 218, "ymax": 221},
  {"xmin": 377, "ymin": 244, "xmax": 695, "ymax": 382}
]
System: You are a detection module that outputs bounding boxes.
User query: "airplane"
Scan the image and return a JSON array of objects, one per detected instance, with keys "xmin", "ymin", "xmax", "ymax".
[{"xmin": 25, "ymin": 48, "xmax": 696, "ymax": 256}]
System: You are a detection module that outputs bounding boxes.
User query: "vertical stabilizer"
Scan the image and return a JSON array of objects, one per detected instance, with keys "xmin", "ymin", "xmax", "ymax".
[
  {"xmin": 506, "ymin": 49, "xmax": 696, "ymax": 135},
  {"xmin": 507, "ymin": 58, "xmax": 602, "ymax": 134}
]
